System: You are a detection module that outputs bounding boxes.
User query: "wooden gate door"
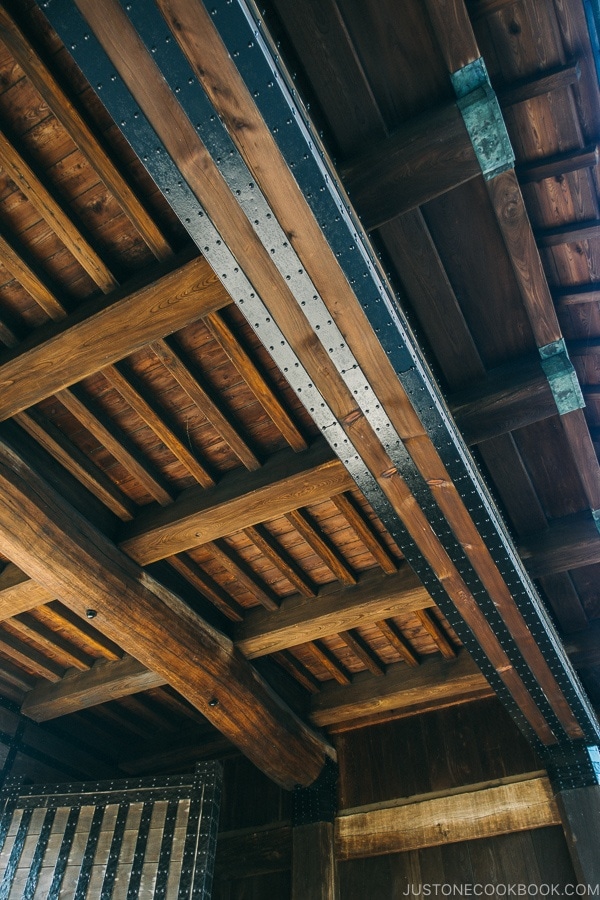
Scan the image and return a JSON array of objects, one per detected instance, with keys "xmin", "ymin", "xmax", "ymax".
[{"xmin": 0, "ymin": 761, "xmax": 221, "ymax": 898}]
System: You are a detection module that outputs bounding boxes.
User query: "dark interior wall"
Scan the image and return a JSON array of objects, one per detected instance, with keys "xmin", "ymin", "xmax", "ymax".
[
  {"xmin": 0, "ymin": 696, "xmax": 117, "ymax": 786},
  {"xmin": 214, "ymin": 700, "xmax": 576, "ymax": 898}
]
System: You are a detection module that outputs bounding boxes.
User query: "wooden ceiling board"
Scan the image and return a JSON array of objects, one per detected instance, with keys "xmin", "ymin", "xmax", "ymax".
[{"xmin": 0, "ymin": 0, "xmax": 593, "ymax": 784}]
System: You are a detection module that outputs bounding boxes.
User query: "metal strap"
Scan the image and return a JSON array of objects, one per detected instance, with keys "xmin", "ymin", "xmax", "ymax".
[{"xmin": 451, "ymin": 57, "xmax": 515, "ymax": 180}]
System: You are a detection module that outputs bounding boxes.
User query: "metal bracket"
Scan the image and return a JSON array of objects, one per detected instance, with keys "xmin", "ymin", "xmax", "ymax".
[
  {"xmin": 593, "ymin": 508, "xmax": 600, "ymax": 535},
  {"xmin": 451, "ymin": 57, "xmax": 515, "ymax": 180},
  {"xmin": 539, "ymin": 338, "xmax": 585, "ymax": 415},
  {"xmin": 544, "ymin": 743, "xmax": 600, "ymax": 790},
  {"xmin": 293, "ymin": 757, "xmax": 337, "ymax": 825}
]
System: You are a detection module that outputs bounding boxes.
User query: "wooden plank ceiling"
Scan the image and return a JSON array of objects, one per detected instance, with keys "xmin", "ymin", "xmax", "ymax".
[{"xmin": 0, "ymin": 0, "xmax": 597, "ymax": 785}]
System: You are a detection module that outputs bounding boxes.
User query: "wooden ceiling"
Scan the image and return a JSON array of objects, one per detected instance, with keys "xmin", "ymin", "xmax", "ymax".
[{"xmin": 0, "ymin": 0, "xmax": 598, "ymax": 787}]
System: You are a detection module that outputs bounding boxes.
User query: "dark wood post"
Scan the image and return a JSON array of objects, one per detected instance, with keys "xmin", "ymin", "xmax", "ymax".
[
  {"xmin": 545, "ymin": 745, "xmax": 600, "ymax": 887},
  {"xmin": 292, "ymin": 758, "xmax": 339, "ymax": 900}
]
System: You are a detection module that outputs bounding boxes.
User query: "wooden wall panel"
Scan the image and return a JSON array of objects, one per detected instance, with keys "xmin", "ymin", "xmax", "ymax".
[
  {"xmin": 338, "ymin": 829, "xmax": 576, "ymax": 900},
  {"xmin": 336, "ymin": 699, "xmax": 540, "ymax": 809}
]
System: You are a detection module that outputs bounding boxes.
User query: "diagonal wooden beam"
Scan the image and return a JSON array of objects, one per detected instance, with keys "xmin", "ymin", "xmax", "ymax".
[
  {"xmin": 340, "ymin": 101, "xmax": 479, "ymax": 230},
  {"xmin": 0, "ymin": 251, "xmax": 229, "ymax": 421},
  {"xmin": 449, "ymin": 356, "xmax": 556, "ymax": 445},
  {"xmin": 0, "ymin": 432, "xmax": 332, "ymax": 788}
]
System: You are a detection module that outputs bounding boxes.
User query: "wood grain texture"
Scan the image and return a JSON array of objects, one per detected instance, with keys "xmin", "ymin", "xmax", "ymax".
[
  {"xmin": 310, "ymin": 652, "xmax": 493, "ymax": 727},
  {"xmin": 341, "ymin": 101, "xmax": 478, "ymax": 229},
  {"xmin": 0, "ymin": 4, "xmax": 172, "ymax": 262},
  {"xmin": 120, "ymin": 440, "xmax": 353, "ymax": 564},
  {"xmin": 485, "ymin": 171, "xmax": 561, "ymax": 347},
  {"xmin": 556, "ymin": 787, "xmax": 600, "ymax": 886},
  {"xmin": 21, "ymin": 654, "xmax": 167, "ymax": 721},
  {"xmin": 0, "ymin": 563, "xmax": 54, "ymax": 619},
  {"xmin": 0, "ymin": 435, "xmax": 332, "ymax": 788},
  {"xmin": 0, "ymin": 254, "xmax": 229, "ymax": 421},
  {"xmin": 292, "ymin": 822, "xmax": 337, "ymax": 900},
  {"xmin": 237, "ymin": 566, "xmax": 435, "ymax": 659},
  {"xmin": 336, "ymin": 776, "xmax": 560, "ymax": 858}
]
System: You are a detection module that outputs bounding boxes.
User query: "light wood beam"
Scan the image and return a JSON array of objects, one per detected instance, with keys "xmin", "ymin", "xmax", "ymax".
[
  {"xmin": 119, "ymin": 440, "xmax": 354, "ymax": 564},
  {"xmin": 336, "ymin": 775, "xmax": 559, "ymax": 859},
  {"xmin": 0, "ymin": 253, "xmax": 230, "ymax": 422},
  {"xmin": 0, "ymin": 434, "xmax": 331, "ymax": 788},
  {"xmin": 21, "ymin": 655, "xmax": 167, "ymax": 722},
  {"xmin": 310, "ymin": 651, "xmax": 493, "ymax": 728},
  {"xmin": 0, "ymin": 563, "xmax": 54, "ymax": 619}
]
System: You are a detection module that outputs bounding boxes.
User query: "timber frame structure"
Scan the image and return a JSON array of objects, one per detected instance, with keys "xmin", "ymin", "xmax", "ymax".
[{"xmin": 0, "ymin": 0, "xmax": 598, "ymax": 892}]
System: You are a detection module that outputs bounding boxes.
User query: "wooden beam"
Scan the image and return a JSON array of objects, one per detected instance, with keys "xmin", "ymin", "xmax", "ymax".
[
  {"xmin": 520, "ymin": 511, "xmax": 600, "ymax": 578},
  {"xmin": 449, "ymin": 356, "xmax": 555, "ymax": 445},
  {"xmin": 517, "ymin": 144, "xmax": 600, "ymax": 184},
  {"xmin": 0, "ymin": 253, "xmax": 230, "ymax": 422},
  {"xmin": 0, "ymin": 434, "xmax": 332, "ymax": 788},
  {"xmin": 293, "ymin": 823, "xmax": 337, "ymax": 900},
  {"xmin": 0, "ymin": 563, "xmax": 54, "ymax": 619},
  {"xmin": 237, "ymin": 565, "xmax": 434, "ymax": 659},
  {"xmin": 497, "ymin": 61, "xmax": 581, "ymax": 108},
  {"xmin": 553, "ymin": 283, "xmax": 600, "ymax": 307},
  {"xmin": 556, "ymin": 787, "xmax": 600, "ymax": 886},
  {"xmin": 563, "ymin": 622, "xmax": 600, "ymax": 669},
  {"xmin": 536, "ymin": 218, "xmax": 600, "ymax": 248},
  {"xmin": 340, "ymin": 101, "xmax": 479, "ymax": 230},
  {"xmin": 310, "ymin": 652, "xmax": 493, "ymax": 728},
  {"xmin": 21, "ymin": 655, "xmax": 167, "ymax": 722},
  {"xmin": 336, "ymin": 775, "xmax": 559, "ymax": 859},
  {"xmin": 119, "ymin": 440, "xmax": 354, "ymax": 564}
]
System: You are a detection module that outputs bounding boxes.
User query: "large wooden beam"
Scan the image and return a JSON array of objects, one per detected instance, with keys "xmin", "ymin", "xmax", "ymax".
[
  {"xmin": 310, "ymin": 652, "xmax": 493, "ymax": 729},
  {"xmin": 449, "ymin": 356, "xmax": 556, "ymax": 445},
  {"xmin": 0, "ymin": 252, "xmax": 229, "ymax": 421},
  {"xmin": 340, "ymin": 101, "xmax": 479, "ymax": 230},
  {"xmin": 336, "ymin": 775, "xmax": 559, "ymax": 859},
  {"xmin": 119, "ymin": 440, "xmax": 354, "ymax": 564},
  {"xmin": 520, "ymin": 512, "xmax": 600, "ymax": 578},
  {"xmin": 237, "ymin": 565, "xmax": 434, "ymax": 659},
  {"xmin": 0, "ymin": 434, "xmax": 331, "ymax": 788}
]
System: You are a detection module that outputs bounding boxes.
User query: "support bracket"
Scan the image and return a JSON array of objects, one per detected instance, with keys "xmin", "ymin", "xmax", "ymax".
[
  {"xmin": 539, "ymin": 338, "xmax": 586, "ymax": 415},
  {"xmin": 451, "ymin": 57, "xmax": 515, "ymax": 180},
  {"xmin": 544, "ymin": 743, "xmax": 600, "ymax": 790}
]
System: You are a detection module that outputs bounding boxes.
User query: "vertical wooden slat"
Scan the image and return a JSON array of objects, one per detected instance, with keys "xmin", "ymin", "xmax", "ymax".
[
  {"xmin": 23, "ymin": 806, "xmax": 57, "ymax": 900},
  {"xmin": 100, "ymin": 803, "xmax": 130, "ymax": 900},
  {"xmin": 47, "ymin": 807, "xmax": 80, "ymax": 900},
  {"xmin": 126, "ymin": 800, "xmax": 153, "ymax": 899},
  {"xmin": 73, "ymin": 805, "xmax": 105, "ymax": 900},
  {"xmin": 0, "ymin": 807, "xmax": 32, "ymax": 900},
  {"xmin": 154, "ymin": 799, "xmax": 179, "ymax": 899}
]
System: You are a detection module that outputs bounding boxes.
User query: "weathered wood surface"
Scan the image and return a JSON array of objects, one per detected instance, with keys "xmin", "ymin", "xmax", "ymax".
[
  {"xmin": 557, "ymin": 786, "xmax": 600, "ymax": 886},
  {"xmin": 0, "ymin": 435, "xmax": 332, "ymax": 788},
  {"xmin": 21, "ymin": 655, "xmax": 167, "ymax": 721},
  {"xmin": 292, "ymin": 822, "xmax": 338, "ymax": 900},
  {"xmin": 310, "ymin": 652, "xmax": 493, "ymax": 728},
  {"xmin": 216, "ymin": 825, "xmax": 292, "ymax": 880},
  {"xmin": 336, "ymin": 776, "xmax": 560, "ymax": 859},
  {"xmin": 341, "ymin": 102, "xmax": 478, "ymax": 229}
]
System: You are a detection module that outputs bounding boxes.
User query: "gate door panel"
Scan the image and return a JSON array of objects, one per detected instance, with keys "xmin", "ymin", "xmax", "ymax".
[{"xmin": 0, "ymin": 762, "xmax": 221, "ymax": 898}]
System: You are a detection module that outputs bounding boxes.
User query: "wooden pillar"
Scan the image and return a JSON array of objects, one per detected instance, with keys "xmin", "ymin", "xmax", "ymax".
[
  {"xmin": 292, "ymin": 758, "xmax": 339, "ymax": 900},
  {"xmin": 556, "ymin": 787, "xmax": 600, "ymax": 887},
  {"xmin": 545, "ymin": 744, "xmax": 600, "ymax": 887}
]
